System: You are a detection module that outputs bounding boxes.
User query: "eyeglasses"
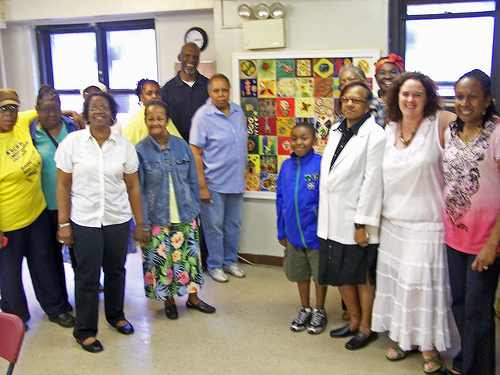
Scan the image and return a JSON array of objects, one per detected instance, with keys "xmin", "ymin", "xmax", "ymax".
[
  {"xmin": 209, "ymin": 88, "xmax": 230, "ymax": 95},
  {"xmin": 0, "ymin": 105, "xmax": 19, "ymax": 113},
  {"xmin": 88, "ymin": 106, "xmax": 111, "ymax": 113},
  {"xmin": 339, "ymin": 96, "xmax": 367, "ymax": 104},
  {"xmin": 39, "ymin": 108, "xmax": 61, "ymax": 115}
]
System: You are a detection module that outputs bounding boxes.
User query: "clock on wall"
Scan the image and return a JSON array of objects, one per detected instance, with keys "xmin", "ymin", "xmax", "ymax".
[{"xmin": 184, "ymin": 27, "xmax": 208, "ymax": 51}]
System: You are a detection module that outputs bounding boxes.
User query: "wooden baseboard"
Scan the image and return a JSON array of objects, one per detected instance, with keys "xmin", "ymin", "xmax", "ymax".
[{"xmin": 238, "ymin": 253, "xmax": 283, "ymax": 267}]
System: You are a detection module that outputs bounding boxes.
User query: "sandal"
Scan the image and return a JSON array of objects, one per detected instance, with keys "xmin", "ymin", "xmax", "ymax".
[
  {"xmin": 385, "ymin": 345, "xmax": 419, "ymax": 361},
  {"xmin": 422, "ymin": 355, "xmax": 442, "ymax": 374},
  {"xmin": 186, "ymin": 299, "xmax": 216, "ymax": 314}
]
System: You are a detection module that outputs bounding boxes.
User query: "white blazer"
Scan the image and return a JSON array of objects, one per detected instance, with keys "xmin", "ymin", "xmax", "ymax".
[{"xmin": 317, "ymin": 115, "xmax": 386, "ymax": 245}]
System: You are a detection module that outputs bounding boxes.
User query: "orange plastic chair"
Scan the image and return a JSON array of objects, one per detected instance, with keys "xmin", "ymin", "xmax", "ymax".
[{"xmin": 0, "ymin": 313, "xmax": 25, "ymax": 375}]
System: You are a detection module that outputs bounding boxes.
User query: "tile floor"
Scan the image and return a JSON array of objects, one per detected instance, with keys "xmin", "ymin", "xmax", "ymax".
[{"xmin": 2, "ymin": 251, "xmax": 499, "ymax": 375}]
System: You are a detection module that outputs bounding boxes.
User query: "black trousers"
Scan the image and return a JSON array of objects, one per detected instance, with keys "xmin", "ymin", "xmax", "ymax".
[
  {"xmin": 71, "ymin": 220, "xmax": 130, "ymax": 340},
  {"xmin": 47, "ymin": 209, "xmax": 69, "ymax": 302},
  {"xmin": 0, "ymin": 210, "xmax": 67, "ymax": 322},
  {"xmin": 447, "ymin": 245, "xmax": 500, "ymax": 375}
]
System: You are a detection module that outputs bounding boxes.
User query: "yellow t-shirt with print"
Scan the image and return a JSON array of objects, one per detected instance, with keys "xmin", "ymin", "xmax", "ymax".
[{"xmin": 0, "ymin": 110, "xmax": 46, "ymax": 232}]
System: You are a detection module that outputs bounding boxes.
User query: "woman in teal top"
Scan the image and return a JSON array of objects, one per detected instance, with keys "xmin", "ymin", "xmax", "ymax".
[{"xmin": 30, "ymin": 85, "xmax": 78, "ymax": 306}]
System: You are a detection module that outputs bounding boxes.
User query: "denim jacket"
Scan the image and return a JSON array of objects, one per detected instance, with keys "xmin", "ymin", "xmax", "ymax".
[{"xmin": 136, "ymin": 134, "xmax": 201, "ymax": 230}]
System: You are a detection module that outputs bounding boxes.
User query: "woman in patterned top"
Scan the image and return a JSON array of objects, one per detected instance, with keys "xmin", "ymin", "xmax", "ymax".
[{"xmin": 444, "ymin": 69, "xmax": 500, "ymax": 375}]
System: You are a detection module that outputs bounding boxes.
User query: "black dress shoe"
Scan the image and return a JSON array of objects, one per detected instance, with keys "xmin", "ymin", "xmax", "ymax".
[
  {"xmin": 49, "ymin": 312, "xmax": 77, "ymax": 327},
  {"xmin": 76, "ymin": 338, "xmax": 103, "ymax": 353},
  {"xmin": 330, "ymin": 324, "xmax": 358, "ymax": 338},
  {"xmin": 165, "ymin": 304, "xmax": 179, "ymax": 320},
  {"xmin": 345, "ymin": 331, "xmax": 378, "ymax": 350},
  {"xmin": 114, "ymin": 321, "xmax": 134, "ymax": 335}
]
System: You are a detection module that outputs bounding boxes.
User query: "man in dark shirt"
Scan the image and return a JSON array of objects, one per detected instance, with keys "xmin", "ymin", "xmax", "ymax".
[
  {"xmin": 161, "ymin": 43, "xmax": 209, "ymax": 142},
  {"xmin": 161, "ymin": 42, "xmax": 211, "ymax": 267}
]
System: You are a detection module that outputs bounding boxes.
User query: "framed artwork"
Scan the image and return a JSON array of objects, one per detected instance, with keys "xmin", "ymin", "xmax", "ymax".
[{"xmin": 232, "ymin": 50, "xmax": 381, "ymax": 199}]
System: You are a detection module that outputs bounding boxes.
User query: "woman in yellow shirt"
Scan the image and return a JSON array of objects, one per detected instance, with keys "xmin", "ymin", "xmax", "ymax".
[{"xmin": 0, "ymin": 88, "xmax": 76, "ymax": 330}]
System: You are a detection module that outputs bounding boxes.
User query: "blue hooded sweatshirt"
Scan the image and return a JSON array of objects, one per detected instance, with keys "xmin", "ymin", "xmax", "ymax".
[{"xmin": 276, "ymin": 150, "xmax": 321, "ymax": 249}]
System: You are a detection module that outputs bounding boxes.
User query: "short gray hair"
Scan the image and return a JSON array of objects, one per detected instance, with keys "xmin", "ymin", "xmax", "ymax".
[{"xmin": 338, "ymin": 65, "xmax": 367, "ymax": 81}]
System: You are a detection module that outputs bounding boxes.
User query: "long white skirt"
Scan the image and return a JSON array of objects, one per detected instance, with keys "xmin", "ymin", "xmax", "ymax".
[{"xmin": 372, "ymin": 218, "xmax": 452, "ymax": 351}]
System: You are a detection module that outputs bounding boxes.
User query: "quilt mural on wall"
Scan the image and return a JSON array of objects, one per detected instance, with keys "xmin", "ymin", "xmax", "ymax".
[{"xmin": 233, "ymin": 51, "xmax": 380, "ymax": 195}]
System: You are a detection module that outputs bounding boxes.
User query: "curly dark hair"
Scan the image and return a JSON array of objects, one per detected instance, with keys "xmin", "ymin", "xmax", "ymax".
[
  {"xmin": 385, "ymin": 71, "xmax": 441, "ymax": 123},
  {"xmin": 454, "ymin": 69, "xmax": 499, "ymax": 131},
  {"xmin": 82, "ymin": 91, "xmax": 118, "ymax": 121},
  {"xmin": 135, "ymin": 79, "xmax": 160, "ymax": 100}
]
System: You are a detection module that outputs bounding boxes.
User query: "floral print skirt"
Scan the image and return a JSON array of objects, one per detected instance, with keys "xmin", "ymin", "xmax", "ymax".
[{"xmin": 141, "ymin": 219, "xmax": 204, "ymax": 301}]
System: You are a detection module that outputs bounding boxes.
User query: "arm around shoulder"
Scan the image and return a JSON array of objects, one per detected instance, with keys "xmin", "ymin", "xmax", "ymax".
[{"xmin": 438, "ymin": 110, "xmax": 457, "ymax": 147}]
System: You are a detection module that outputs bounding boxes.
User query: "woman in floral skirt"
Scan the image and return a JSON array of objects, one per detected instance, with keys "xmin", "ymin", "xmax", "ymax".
[{"xmin": 136, "ymin": 99, "xmax": 215, "ymax": 319}]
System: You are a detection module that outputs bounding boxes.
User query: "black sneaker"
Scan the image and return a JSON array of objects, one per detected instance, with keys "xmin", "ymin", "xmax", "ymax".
[
  {"xmin": 290, "ymin": 307, "xmax": 312, "ymax": 332},
  {"xmin": 307, "ymin": 308, "xmax": 327, "ymax": 334}
]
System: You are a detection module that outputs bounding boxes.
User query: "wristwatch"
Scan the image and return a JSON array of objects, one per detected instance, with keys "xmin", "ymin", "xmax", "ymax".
[{"xmin": 354, "ymin": 223, "xmax": 365, "ymax": 229}]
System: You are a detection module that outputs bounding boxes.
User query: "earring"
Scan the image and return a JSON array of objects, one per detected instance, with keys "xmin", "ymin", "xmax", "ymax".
[{"xmin": 110, "ymin": 118, "xmax": 116, "ymax": 126}]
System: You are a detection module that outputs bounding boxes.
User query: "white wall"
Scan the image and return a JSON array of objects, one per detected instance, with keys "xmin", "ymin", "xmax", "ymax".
[
  {"xmin": 156, "ymin": 10, "xmax": 215, "ymax": 85},
  {"xmin": 0, "ymin": 0, "xmax": 389, "ymax": 258}
]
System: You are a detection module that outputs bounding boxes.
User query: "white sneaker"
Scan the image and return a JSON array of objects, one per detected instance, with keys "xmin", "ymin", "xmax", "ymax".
[
  {"xmin": 223, "ymin": 264, "xmax": 245, "ymax": 278},
  {"xmin": 209, "ymin": 268, "xmax": 228, "ymax": 283}
]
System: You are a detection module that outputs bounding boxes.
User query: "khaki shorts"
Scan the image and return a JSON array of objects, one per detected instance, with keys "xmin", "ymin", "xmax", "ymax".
[{"xmin": 283, "ymin": 239, "xmax": 324, "ymax": 285}]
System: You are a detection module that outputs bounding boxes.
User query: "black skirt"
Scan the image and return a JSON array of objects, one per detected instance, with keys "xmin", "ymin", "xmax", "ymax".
[{"xmin": 318, "ymin": 238, "xmax": 377, "ymax": 286}]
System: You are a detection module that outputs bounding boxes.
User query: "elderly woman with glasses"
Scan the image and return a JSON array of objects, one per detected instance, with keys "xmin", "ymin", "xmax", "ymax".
[
  {"xmin": 0, "ymin": 88, "xmax": 76, "ymax": 331},
  {"xmin": 337, "ymin": 65, "xmax": 386, "ymax": 127},
  {"xmin": 55, "ymin": 91, "xmax": 148, "ymax": 353},
  {"xmin": 318, "ymin": 82, "xmax": 386, "ymax": 351}
]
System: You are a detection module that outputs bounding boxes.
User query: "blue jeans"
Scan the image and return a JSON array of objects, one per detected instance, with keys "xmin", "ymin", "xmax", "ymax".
[
  {"xmin": 200, "ymin": 192, "xmax": 244, "ymax": 270},
  {"xmin": 447, "ymin": 245, "xmax": 500, "ymax": 375}
]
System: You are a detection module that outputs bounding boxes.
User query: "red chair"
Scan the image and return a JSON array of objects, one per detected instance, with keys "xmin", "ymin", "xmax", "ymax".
[{"xmin": 0, "ymin": 313, "xmax": 25, "ymax": 375}]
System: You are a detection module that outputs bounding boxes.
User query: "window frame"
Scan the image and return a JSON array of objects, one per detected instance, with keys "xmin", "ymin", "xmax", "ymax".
[
  {"xmin": 35, "ymin": 19, "xmax": 156, "ymax": 97},
  {"xmin": 389, "ymin": 0, "xmax": 500, "ymax": 99}
]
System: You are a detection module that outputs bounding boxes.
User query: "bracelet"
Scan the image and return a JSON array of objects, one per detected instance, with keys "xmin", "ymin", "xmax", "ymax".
[
  {"xmin": 354, "ymin": 223, "xmax": 365, "ymax": 229},
  {"xmin": 57, "ymin": 222, "xmax": 71, "ymax": 229}
]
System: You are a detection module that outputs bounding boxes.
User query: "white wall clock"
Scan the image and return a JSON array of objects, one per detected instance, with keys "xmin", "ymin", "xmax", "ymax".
[{"xmin": 184, "ymin": 27, "xmax": 208, "ymax": 51}]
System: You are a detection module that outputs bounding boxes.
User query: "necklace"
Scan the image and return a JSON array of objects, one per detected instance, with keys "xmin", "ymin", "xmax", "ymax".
[
  {"xmin": 398, "ymin": 122, "xmax": 420, "ymax": 147},
  {"xmin": 459, "ymin": 126, "xmax": 481, "ymax": 148}
]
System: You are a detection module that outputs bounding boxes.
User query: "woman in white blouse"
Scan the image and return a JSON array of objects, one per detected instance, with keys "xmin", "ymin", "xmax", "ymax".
[{"xmin": 55, "ymin": 92, "xmax": 148, "ymax": 353}]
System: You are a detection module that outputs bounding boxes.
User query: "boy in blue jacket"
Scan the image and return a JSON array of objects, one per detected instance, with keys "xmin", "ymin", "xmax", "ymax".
[{"xmin": 276, "ymin": 122, "xmax": 327, "ymax": 334}]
